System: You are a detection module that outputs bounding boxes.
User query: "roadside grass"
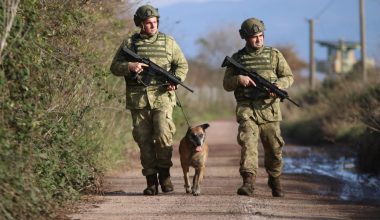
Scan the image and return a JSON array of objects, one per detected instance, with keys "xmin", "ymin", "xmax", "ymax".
[
  {"xmin": 283, "ymin": 69, "xmax": 380, "ymax": 175},
  {"xmin": 0, "ymin": 1, "xmax": 136, "ymax": 219}
]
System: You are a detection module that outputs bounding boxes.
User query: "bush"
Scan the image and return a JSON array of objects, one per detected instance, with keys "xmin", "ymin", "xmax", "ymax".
[
  {"xmin": 0, "ymin": 1, "xmax": 135, "ymax": 219},
  {"xmin": 356, "ymin": 85, "xmax": 380, "ymax": 174},
  {"xmin": 357, "ymin": 130, "xmax": 380, "ymax": 174}
]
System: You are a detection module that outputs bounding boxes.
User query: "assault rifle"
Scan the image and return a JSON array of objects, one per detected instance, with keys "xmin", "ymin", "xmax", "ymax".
[
  {"xmin": 121, "ymin": 46, "xmax": 194, "ymax": 93},
  {"xmin": 221, "ymin": 56, "xmax": 301, "ymax": 107}
]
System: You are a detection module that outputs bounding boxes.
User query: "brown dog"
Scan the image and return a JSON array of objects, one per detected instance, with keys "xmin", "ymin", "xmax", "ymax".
[{"xmin": 179, "ymin": 123, "xmax": 210, "ymax": 196}]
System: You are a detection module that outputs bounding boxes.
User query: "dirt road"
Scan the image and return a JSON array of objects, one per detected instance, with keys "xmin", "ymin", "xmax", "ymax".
[{"xmin": 69, "ymin": 120, "xmax": 380, "ymax": 220}]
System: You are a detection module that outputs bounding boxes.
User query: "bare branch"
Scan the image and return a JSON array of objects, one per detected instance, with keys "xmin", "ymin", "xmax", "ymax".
[{"xmin": 0, "ymin": 0, "xmax": 21, "ymax": 64}]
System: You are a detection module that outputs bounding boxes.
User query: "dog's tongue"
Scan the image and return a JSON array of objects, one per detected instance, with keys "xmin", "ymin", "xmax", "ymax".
[{"xmin": 195, "ymin": 146, "xmax": 202, "ymax": 152}]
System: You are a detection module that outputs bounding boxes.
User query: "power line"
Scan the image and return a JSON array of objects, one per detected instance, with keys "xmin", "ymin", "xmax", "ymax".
[{"xmin": 315, "ymin": 0, "xmax": 336, "ymax": 20}]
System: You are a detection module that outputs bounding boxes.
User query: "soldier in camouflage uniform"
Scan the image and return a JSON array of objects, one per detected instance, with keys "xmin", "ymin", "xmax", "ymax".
[
  {"xmin": 110, "ymin": 5, "xmax": 188, "ymax": 196},
  {"xmin": 223, "ymin": 18, "xmax": 294, "ymax": 197}
]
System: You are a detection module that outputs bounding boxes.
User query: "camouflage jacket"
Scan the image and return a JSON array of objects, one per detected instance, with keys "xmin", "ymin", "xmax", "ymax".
[
  {"xmin": 223, "ymin": 45, "xmax": 294, "ymax": 124},
  {"xmin": 110, "ymin": 30, "xmax": 188, "ymax": 110}
]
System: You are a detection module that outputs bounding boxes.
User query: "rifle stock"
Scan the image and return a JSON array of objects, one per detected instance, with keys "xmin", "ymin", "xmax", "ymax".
[
  {"xmin": 121, "ymin": 46, "xmax": 194, "ymax": 93},
  {"xmin": 222, "ymin": 56, "xmax": 301, "ymax": 107}
]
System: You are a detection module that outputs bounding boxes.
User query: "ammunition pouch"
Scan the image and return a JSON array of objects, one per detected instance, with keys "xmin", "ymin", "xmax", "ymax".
[{"xmin": 234, "ymin": 86, "xmax": 270, "ymax": 102}]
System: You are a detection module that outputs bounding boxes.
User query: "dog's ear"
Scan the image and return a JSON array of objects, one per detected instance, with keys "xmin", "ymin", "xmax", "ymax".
[
  {"xmin": 186, "ymin": 127, "xmax": 192, "ymax": 135},
  {"xmin": 200, "ymin": 123, "xmax": 210, "ymax": 130}
]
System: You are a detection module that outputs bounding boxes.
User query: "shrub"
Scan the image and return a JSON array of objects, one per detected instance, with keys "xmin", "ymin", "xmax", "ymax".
[{"xmin": 0, "ymin": 1, "xmax": 135, "ymax": 219}]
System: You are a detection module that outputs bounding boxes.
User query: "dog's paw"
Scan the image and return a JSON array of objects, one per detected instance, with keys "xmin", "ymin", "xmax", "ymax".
[
  {"xmin": 185, "ymin": 187, "xmax": 191, "ymax": 194},
  {"xmin": 192, "ymin": 186, "xmax": 201, "ymax": 196},
  {"xmin": 192, "ymin": 190, "xmax": 201, "ymax": 196}
]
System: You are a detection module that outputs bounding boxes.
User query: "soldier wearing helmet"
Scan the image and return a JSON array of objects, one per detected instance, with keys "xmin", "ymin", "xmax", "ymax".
[
  {"xmin": 110, "ymin": 5, "xmax": 188, "ymax": 196},
  {"xmin": 223, "ymin": 18, "xmax": 294, "ymax": 197}
]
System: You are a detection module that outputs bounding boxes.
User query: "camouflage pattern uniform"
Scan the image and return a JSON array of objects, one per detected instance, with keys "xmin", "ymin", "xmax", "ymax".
[
  {"xmin": 223, "ymin": 20, "xmax": 293, "ymax": 196},
  {"xmin": 110, "ymin": 30, "xmax": 188, "ymax": 177}
]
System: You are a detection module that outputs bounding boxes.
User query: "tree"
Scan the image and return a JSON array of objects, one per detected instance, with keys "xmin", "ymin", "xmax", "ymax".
[
  {"xmin": 195, "ymin": 24, "xmax": 243, "ymax": 68},
  {"xmin": 275, "ymin": 45, "xmax": 308, "ymax": 83}
]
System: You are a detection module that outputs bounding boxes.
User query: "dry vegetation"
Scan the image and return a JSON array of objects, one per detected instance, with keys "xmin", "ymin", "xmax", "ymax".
[{"xmin": 283, "ymin": 68, "xmax": 380, "ymax": 174}]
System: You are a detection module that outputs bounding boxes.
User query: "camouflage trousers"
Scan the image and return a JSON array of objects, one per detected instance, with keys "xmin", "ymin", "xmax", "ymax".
[
  {"xmin": 130, "ymin": 107, "xmax": 176, "ymax": 176},
  {"xmin": 237, "ymin": 119, "xmax": 285, "ymax": 177}
]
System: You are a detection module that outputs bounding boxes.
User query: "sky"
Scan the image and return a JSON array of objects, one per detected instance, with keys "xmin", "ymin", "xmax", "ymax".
[{"xmin": 133, "ymin": 0, "xmax": 380, "ymax": 64}]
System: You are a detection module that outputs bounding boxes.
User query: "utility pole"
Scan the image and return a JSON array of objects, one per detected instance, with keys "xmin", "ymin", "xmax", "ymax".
[
  {"xmin": 359, "ymin": 0, "xmax": 367, "ymax": 82},
  {"xmin": 308, "ymin": 19, "xmax": 316, "ymax": 90}
]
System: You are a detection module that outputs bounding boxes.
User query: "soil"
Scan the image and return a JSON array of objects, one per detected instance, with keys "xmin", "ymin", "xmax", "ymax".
[{"xmin": 68, "ymin": 120, "xmax": 380, "ymax": 220}]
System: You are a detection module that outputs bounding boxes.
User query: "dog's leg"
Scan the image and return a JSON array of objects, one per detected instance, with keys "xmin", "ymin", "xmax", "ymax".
[
  {"xmin": 192, "ymin": 168, "xmax": 201, "ymax": 196},
  {"xmin": 198, "ymin": 165, "xmax": 205, "ymax": 184},
  {"xmin": 182, "ymin": 166, "xmax": 191, "ymax": 193}
]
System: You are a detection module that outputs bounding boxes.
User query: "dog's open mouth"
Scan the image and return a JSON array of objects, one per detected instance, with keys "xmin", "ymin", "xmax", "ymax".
[{"xmin": 195, "ymin": 146, "xmax": 202, "ymax": 152}]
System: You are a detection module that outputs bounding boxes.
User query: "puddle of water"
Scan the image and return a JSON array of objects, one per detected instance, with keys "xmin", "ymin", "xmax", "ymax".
[{"xmin": 283, "ymin": 146, "xmax": 380, "ymax": 202}]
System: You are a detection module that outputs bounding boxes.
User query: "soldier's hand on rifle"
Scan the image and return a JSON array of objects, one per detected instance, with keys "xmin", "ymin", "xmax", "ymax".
[
  {"xmin": 269, "ymin": 83, "xmax": 279, "ymax": 98},
  {"xmin": 238, "ymin": 75, "xmax": 256, "ymax": 87},
  {"xmin": 167, "ymin": 83, "xmax": 178, "ymax": 91},
  {"xmin": 128, "ymin": 62, "xmax": 149, "ymax": 74}
]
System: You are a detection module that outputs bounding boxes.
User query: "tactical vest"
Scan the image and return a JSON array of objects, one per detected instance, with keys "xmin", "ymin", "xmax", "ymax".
[
  {"xmin": 125, "ymin": 32, "xmax": 169, "ymax": 87},
  {"xmin": 234, "ymin": 47, "xmax": 277, "ymax": 102}
]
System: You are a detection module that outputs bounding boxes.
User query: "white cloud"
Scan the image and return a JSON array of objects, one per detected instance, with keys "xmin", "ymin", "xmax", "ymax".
[{"xmin": 131, "ymin": 0, "xmax": 241, "ymax": 8}]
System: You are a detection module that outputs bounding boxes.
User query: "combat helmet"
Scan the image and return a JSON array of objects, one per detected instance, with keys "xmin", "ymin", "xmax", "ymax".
[
  {"xmin": 133, "ymin": 5, "xmax": 160, "ymax": 26},
  {"xmin": 239, "ymin": 18, "xmax": 265, "ymax": 39}
]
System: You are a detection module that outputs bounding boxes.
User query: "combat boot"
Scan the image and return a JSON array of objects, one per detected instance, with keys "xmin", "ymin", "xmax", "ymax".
[
  {"xmin": 158, "ymin": 168, "xmax": 174, "ymax": 193},
  {"xmin": 143, "ymin": 174, "xmax": 158, "ymax": 195},
  {"xmin": 268, "ymin": 176, "xmax": 284, "ymax": 197},
  {"xmin": 237, "ymin": 172, "xmax": 255, "ymax": 196}
]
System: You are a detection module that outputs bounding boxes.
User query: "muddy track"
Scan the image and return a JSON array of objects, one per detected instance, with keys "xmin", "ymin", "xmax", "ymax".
[{"xmin": 69, "ymin": 120, "xmax": 380, "ymax": 220}]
